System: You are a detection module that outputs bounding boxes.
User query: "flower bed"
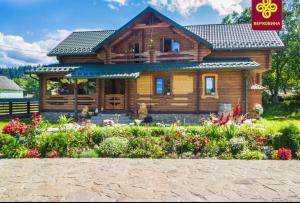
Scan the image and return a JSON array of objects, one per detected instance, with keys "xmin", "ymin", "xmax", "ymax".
[{"xmin": 0, "ymin": 106, "xmax": 299, "ymax": 160}]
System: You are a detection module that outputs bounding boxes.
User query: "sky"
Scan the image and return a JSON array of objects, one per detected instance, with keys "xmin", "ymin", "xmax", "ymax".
[{"xmin": 0, "ymin": 0, "xmax": 251, "ymax": 67}]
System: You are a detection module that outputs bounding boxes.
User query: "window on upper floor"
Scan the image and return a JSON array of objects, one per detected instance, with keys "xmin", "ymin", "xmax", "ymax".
[{"xmin": 161, "ymin": 38, "xmax": 181, "ymax": 53}]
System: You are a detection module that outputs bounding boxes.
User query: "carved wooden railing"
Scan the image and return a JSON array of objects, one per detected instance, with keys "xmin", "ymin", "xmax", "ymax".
[
  {"xmin": 111, "ymin": 53, "xmax": 149, "ymax": 63},
  {"xmin": 105, "ymin": 94, "xmax": 125, "ymax": 110},
  {"xmin": 111, "ymin": 51, "xmax": 197, "ymax": 63},
  {"xmin": 44, "ymin": 95, "xmax": 97, "ymax": 111}
]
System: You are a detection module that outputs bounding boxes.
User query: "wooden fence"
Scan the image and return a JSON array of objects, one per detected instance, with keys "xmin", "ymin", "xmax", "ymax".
[{"xmin": 0, "ymin": 98, "xmax": 39, "ymax": 117}]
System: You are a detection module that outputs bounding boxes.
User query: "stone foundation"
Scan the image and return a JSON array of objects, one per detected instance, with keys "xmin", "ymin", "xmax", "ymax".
[
  {"xmin": 149, "ymin": 114, "xmax": 210, "ymax": 125},
  {"xmin": 41, "ymin": 112, "xmax": 74, "ymax": 123}
]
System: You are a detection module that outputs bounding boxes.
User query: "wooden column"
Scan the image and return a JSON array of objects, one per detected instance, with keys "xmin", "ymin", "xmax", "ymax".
[
  {"xmin": 196, "ymin": 71, "xmax": 200, "ymax": 114},
  {"xmin": 133, "ymin": 79, "xmax": 138, "ymax": 117},
  {"xmin": 74, "ymin": 79, "xmax": 78, "ymax": 119},
  {"xmin": 38, "ymin": 74, "xmax": 44, "ymax": 113},
  {"xmin": 101, "ymin": 79, "xmax": 105, "ymax": 111},
  {"xmin": 242, "ymin": 70, "xmax": 250, "ymax": 114}
]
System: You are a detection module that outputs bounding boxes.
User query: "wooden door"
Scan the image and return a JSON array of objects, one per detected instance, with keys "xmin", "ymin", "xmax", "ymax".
[{"xmin": 104, "ymin": 79, "xmax": 125, "ymax": 110}]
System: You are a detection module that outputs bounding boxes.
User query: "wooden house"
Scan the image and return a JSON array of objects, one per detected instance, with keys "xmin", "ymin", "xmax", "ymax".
[
  {"xmin": 0, "ymin": 76, "xmax": 23, "ymax": 99},
  {"xmin": 27, "ymin": 7, "xmax": 284, "ymax": 117}
]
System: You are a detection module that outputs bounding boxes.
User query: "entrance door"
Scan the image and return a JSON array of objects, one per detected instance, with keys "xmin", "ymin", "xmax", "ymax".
[{"xmin": 105, "ymin": 79, "xmax": 125, "ymax": 110}]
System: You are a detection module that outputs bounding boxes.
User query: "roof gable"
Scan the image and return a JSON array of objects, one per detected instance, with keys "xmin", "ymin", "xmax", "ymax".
[
  {"xmin": 92, "ymin": 7, "xmax": 213, "ymax": 51},
  {"xmin": 0, "ymin": 76, "xmax": 23, "ymax": 91}
]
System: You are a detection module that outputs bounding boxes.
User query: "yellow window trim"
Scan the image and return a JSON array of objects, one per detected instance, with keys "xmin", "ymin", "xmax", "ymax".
[{"xmin": 201, "ymin": 74, "xmax": 219, "ymax": 99}]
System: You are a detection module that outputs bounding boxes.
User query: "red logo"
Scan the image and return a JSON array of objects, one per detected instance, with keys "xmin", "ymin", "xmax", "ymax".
[{"xmin": 252, "ymin": 0, "xmax": 282, "ymax": 30}]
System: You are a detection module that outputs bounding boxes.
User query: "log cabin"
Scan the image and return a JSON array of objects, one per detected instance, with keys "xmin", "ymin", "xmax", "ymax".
[{"xmin": 27, "ymin": 7, "xmax": 284, "ymax": 119}]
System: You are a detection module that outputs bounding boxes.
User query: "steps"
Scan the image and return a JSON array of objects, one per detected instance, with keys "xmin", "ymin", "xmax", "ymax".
[{"xmin": 91, "ymin": 113, "xmax": 133, "ymax": 125}]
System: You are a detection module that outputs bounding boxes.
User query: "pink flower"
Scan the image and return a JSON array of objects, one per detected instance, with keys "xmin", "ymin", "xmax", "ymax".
[{"xmin": 26, "ymin": 149, "xmax": 39, "ymax": 158}]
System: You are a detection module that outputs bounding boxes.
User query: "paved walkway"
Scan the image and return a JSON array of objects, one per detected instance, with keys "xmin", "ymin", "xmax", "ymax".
[{"xmin": 0, "ymin": 159, "xmax": 300, "ymax": 202}]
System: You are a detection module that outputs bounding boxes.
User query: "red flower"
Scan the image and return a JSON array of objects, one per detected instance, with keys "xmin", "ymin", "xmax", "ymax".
[
  {"xmin": 240, "ymin": 115, "xmax": 247, "ymax": 124},
  {"xmin": 26, "ymin": 149, "xmax": 39, "ymax": 158},
  {"xmin": 175, "ymin": 132, "xmax": 183, "ymax": 138},
  {"xmin": 204, "ymin": 137, "xmax": 209, "ymax": 145},
  {"xmin": 220, "ymin": 114, "xmax": 231, "ymax": 126},
  {"xmin": 219, "ymin": 113, "xmax": 225, "ymax": 123},
  {"xmin": 277, "ymin": 148, "xmax": 292, "ymax": 160},
  {"xmin": 233, "ymin": 105, "xmax": 241, "ymax": 118},
  {"xmin": 165, "ymin": 136, "xmax": 171, "ymax": 142},
  {"xmin": 255, "ymin": 136, "xmax": 267, "ymax": 143}
]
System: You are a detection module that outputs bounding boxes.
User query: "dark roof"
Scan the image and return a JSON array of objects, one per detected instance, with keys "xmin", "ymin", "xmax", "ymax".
[
  {"xmin": 48, "ymin": 30, "xmax": 114, "ymax": 56},
  {"xmin": 0, "ymin": 76, "xmax": 23, "ymax": 91},
  {"xmin": 27, "ymin": 59, "xmax": 260, "ymax": 78},
  {"xmin": 185, "ymin": 24, "xmax": 284, "ymax": 50},
  {"xmin": 48, "ymin": 7, "xmax": 284, "ymax": 57}
]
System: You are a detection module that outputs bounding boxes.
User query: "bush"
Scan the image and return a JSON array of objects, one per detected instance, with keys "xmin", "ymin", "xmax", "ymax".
[
  {"xmin": 237, "ymin": 151, "xmax": 263, "ymax": 160},
  {"xmin": 89, "ymin": 128, "xmax": 108, "ymax": 145},
  {"xmin": 125, "ymin": 126, "xmax": 151, "ymax": 137},
  {"xmin": 204, "ymin": 141, "xmax": 220, "ymax": 158},
  {"xmin": 79, "ymin": 150, "xmax": 99, "ymax": 158},
  {"xmin": 39, "ymin": 132, "xmax": 69, "ymax": 157},
  {"xmin": 229, "ymin": 137, "xmax": 247, "ymax": 155},
  {"xmin": 0, "ymin": 144, "xmax": 27, "ymax": 158},
  {"xmin": 97, "ymin": 137, "xmax": 128, "ymax": 158},
  {"xmin": 272, "ymin": 124, "xmax": 300, "ymax": 156},
  {"xmin": 0, "ymin": 134, "xmax": 16, "ymax": 146},
  {"xmin": 127, "ymin": 136, "xmax": 165, "ymax": 158}
]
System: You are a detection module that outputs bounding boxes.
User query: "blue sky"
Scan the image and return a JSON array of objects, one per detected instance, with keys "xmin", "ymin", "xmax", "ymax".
[{"xmin": 0, "ymin": 0, "xmax": 250, "ymax": 67}]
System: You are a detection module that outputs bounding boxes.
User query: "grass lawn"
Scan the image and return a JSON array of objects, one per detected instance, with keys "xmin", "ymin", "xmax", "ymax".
[{"xmin": 255, "ymin": 117, "xmax": 300, "ymax": 134}]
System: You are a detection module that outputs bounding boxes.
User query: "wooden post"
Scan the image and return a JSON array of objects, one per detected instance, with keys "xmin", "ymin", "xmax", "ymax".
[
  {"xmin": 74, "ymin": 79, "xmax": 78, "ymax": 119},
  {"xmin": 9, "ymin": 102, "xmax": 12, "ymax": 115},
  {"xmin": 38, "ymin": 74, "xmax": 43, "ymax": 113},
  {"xmin": 27, "ymin": 102, "xmax": 31, "ymax": 114},
  {"xmin": 196, "ymin": 71, "xmax": 200, "ymax": 114},
  {"xmin": 242, "ymin": 70, "xmax": 250, "ymax": 114}
]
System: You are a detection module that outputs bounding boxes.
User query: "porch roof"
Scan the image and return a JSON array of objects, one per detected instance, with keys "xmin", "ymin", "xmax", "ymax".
[{"xmin": 27, "ymin": 59, "xmax": 260, "ymax": 78}]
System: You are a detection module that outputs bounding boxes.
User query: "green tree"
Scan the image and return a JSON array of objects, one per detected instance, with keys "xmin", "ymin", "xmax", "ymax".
[
  {"xmin": 15, "ymin": 76, "xmax": 39, "ymax": 98},
  {"xmin": 222, "ymin": 8, "xmax": 251, "ymax": 24}
]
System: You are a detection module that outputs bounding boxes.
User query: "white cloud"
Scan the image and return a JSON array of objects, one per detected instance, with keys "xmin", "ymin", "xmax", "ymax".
[
  {"xmin": 0, "ymin": 30, "xmax": 72, "ymax": 67},
  {"xmin": 149, "ymin": 0, "xmax": 244, "ymax": 16},
  {"xmin": 106, "ymin": 0, "xmax": 127, "ymax": 6},
  {"xmin": 106, "ymin": 0, "xmax": 244, "ymax": 16}
]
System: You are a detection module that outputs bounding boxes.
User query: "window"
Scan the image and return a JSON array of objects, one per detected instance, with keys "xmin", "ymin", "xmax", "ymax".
[
  {"xmin": 201, "ymin": 74, "xmax": 219, "ymax": 99},
  {"xmin": 161, "ymin": 38, "xmax": 181, "ymax": 53},
  {"xmin": 46, "ymin": 78, "xmax": 96, "ymax": 96},
  {"xmin": 155, "ymin": 77, "xmax": 171, "ymax": 96},
  {"xmin": 205, "ymin": 76, "xmax": 215, "ymax": 96}
]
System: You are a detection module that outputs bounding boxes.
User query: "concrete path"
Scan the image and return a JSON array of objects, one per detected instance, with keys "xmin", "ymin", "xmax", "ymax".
[{"xmin": 0, "ymin": 159, "xmax": 300, "ymax": 202}]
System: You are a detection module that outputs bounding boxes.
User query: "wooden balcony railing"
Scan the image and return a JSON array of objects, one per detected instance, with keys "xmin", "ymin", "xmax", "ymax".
[{"xmin": 105, "ymin": 94, "xmax": 125, "ymax": 110}]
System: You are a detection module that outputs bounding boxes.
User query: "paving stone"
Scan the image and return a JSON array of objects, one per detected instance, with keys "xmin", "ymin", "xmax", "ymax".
[{"xmin": 0, "ymin": 159, "xmax": 299, "ymax": 202}]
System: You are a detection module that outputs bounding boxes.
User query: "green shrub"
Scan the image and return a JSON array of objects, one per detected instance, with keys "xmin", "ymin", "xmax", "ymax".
[
  {"xmin": 89, "ymin": 128, "xmax": 109, "ymax": 145},
  {"xmin": 0, "ymin": 134, "xmax": 16, "ymax": 146},
  {"xmin": 150, "ymin": 127, "xmax": 169, "ymax": 137},
  {"xmin": 237, "ymin": 151, "xmax": 263, "ymax": 160},
  {"xmin": 219, "ymin": 153, "xmax": 234, "ymax": 160},
  {"xmin": 204, "ymin": 141, "xmax": 220, "ymax": 158},
  {"xmin": 125, "ymin": 126, "xmax": 151, "ymax": 137},
  {"xmin": 98, "ymin": 137, "xmax": 128, "ymax": 158},
  {"xmin": 39, "ymin": 132, "xmax": 69, "ymax": 157},
  {"xmin": 79, "ymin": 150, "xmax": 99, "ymax": 158},
  {"xmin": 229, "ymin": 137, "xmax": 247, "ymax": 155},
  {"xmin": 0, "ymin": 144, "xmax": 27, "ymax": 158},
  {"xmin": 128, "ymin": 136, "xmax": 165, "ymax": 158},
  {"xmin": 272, "ymin": 124, "xmax": 300, "ymax": 156}
]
